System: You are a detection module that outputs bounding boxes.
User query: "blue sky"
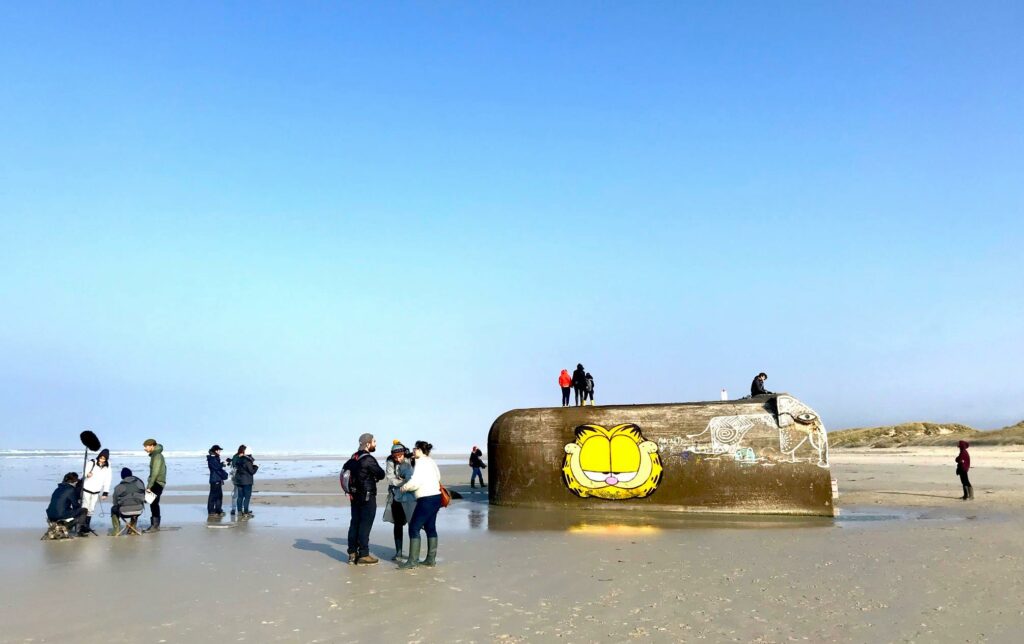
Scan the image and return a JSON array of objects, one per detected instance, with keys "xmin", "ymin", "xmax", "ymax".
[{"xmin": 1, "ymin": 2, "xmax": 1022, "ymax": 452}]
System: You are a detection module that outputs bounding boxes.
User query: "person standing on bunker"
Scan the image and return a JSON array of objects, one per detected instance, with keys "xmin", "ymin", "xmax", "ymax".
[
  {"xmin": 341, "ymin": 432, "xmax": 385, "ymax": 565},
  {"xmin": 584, "ymin": 372, "xmax": 595, "ymax": 406},
  {"xmin": 558, "ymin": 369, "xmax": 572, "ymax": 407},
  {"xmin": 956, "ymin": 440, "xmax": 973, "ymax": 500},
  {"xmin": 143, "ymin": 438, "xmax": 166, "ymax": 532},
  {"xmin": 571, "ymin": 363, "xmax": 587, "ymax": 407}
]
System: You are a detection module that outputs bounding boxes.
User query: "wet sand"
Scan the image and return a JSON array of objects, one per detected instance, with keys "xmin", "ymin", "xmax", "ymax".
[{"xmin": 3, "ymin": 449, "xmax": 1024, "ymax": 642}]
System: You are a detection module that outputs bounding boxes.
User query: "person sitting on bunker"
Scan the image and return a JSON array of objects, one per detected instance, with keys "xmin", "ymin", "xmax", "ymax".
[{"xmin": 751, "ymin": 372, "xmax": 773, "ymax": 397}]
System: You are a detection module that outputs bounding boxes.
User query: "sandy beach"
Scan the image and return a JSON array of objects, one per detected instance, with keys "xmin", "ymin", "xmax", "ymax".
[{"xmin": 3, "ymin": 448, "xmax": 1024, "ymax": 643}]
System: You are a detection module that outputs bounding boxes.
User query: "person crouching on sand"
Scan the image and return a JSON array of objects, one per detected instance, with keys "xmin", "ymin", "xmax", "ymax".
[
  {"xmin": 956, "ymin": 440, "xmax": 973, "ymax": 500},
  {"xmin": 82, "ymin": 448, "xmax": 111, "ymax": 535},
  {"xmin": 398, "ymin": 441, "xmax": 443, "ymax": 569},
  {"xmin": 233, "ymin": 448, "xmax": 259, "ymax": 518},
  {"xmin": 384, "ymin": 441, "xmax": 416, "ymax": 561}
]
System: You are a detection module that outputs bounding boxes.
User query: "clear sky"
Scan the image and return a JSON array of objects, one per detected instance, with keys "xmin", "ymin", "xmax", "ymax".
[{"xmin": 1, "ymin": 2, "xmax": 1022, "ymax": 452}]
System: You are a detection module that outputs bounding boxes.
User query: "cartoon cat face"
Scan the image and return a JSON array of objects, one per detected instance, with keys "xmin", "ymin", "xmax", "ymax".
[{"xmin": 562, "ymin": 424, "xmax": 663, "ymax": 500}]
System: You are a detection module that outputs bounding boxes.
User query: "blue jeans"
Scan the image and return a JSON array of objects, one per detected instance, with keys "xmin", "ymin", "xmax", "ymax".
[
  {"xmin": 408, "ymin": 494, "xmax": 442, "ymax": 539},
  {"xmin": 236, "ymin": 484, "xmax": 252, "ymax": 513},
  {"xmin": 471, "ymin": 467, "xmax": 485, "ymax": 487}
]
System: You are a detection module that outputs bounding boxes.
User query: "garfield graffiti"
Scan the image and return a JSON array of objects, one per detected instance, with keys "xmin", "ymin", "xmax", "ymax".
[{"xmin": 562, "ymin": 424, "xmax": 663, "ymax": 499}]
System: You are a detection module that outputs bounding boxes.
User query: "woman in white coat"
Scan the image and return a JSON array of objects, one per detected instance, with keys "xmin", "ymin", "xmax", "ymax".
[
  {"xmin": 82, "ymin": 448, "xmax": 112, "ymax": 534},
  {"xmin": 397, "ymin": 441, "xmax": 443, "ymax": 569}
]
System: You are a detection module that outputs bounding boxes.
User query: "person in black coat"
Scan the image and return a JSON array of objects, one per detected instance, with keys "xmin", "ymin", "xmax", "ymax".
[
  {"xmin": 233, "ymin": 449, "xmax": 259, "ymax": 518},
  {"xmin": 341, "ymin": 433, "xmax": 386, "ymax": 565},
  {"xmin": 207, "ymin": 445, "xmax": 229, "ymax": 516},
  {"xmin": 46, "ymin": 472, "xmax": 88, "ymax": 535},
  {"xmin": 751, "ymin": 372, "xmax": 773, "ymax": 397},
  {"xmin": 571, "ymin": 364, "xmax": 587, "ymax": 407},
  {"xmin": 469, "ymin": 446, "xmax": 487, "ymax": 488}
]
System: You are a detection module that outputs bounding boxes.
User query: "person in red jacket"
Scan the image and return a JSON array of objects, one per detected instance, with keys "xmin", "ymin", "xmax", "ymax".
[
  {"xmin": 955, "ymin": 440, "xmax": 973, "ymax": 500},
  {"xmin": 558, "ymin": 369, "xmax": 572, "ymax": 407}
]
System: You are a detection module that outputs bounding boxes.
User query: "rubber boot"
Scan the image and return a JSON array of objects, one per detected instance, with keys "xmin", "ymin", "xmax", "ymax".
[
  {"xmin": 144, "ymin": 517, "xmax": 161, "ymax": 533},
  {"xmin": 111, "ymin": 515, "xmax": 121, "ymax": 536},
  {"xmin": 392, "ymin": 536, "xmax": 404, "ymax": 561},
  {"xmin": 78, "ymin": 516, "xmax": 92, "ymax": 537},
  {"xmin": 398, "ymin": 538, "xmax": 420, "ymax": 570},
  {"xmin": 968, "ymin": 486, "xmax": 974, "ymax": 500},
  {"xmin": 961, "ymin": 485, "xmax": 968, "ymax": 500},
  {"xmin": 422, "ymin": 537, "xmax": 438, "ymax": 566}
]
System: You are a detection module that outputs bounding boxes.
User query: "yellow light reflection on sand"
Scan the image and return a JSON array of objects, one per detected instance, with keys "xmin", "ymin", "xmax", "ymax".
[{"xmin": 568, "ymin": 523, "xmax": 661, "ymax": 536}]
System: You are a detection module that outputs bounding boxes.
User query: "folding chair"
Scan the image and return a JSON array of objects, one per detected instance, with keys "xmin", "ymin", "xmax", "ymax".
[{"xmin": 112, "ymin": 510, "xmax": 143, "ymax": 536}]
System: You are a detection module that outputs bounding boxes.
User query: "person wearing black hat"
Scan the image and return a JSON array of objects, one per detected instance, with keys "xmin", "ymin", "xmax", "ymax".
[
  {"xmin": 207, "ymin": 445, "xmax": 228, "ymax": 517},
  {"xmin": 110, "ymin": 467, "xmax": 146, "ymax": 535},
  {"xmin": 383, "ymin": 441, "xmax": 416, "ymax": 561},
  {"xmin": 81, "ymin": 448, "xmax": 112, "ymax": 535},
  {"xmin": 340, "ymin": 432, "xmax": 385, "ymax": 565}
]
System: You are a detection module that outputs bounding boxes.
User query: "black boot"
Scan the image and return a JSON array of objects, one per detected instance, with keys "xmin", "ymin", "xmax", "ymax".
[
  {"xmin": 144, "ymin": 517, "xmax": 161, "ymax": 533},
  {"xmin": 78, "ymin": 516, "xmax": 92, "ymax": 537},
  {"xmin": 961, "ymin": 485, "xmax": 968, "ymax": 500},
  {"xmin": 392, "ymin": 536, "xmax": 404, "ymax": 561}
]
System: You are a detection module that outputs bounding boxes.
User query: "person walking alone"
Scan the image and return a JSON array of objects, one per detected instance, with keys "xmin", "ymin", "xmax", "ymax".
[
  {"xmin": 143, "ymin": 439, "xmax": 166, "ymax": 532},
  {"xmin": 571, "ymin": 363, "xmax": 587, "ymax": 407},
  {"xmin": 469, "ymin": 446, "xmax": 486, "ymax": 488},
  {"xmin": 383, "ymin": 441, "xmax": 416, "ymax": 561},
  {"xmin": 81, "ymin": 448, "xmax": 112, "ymax": 535},
  {"xmin": 398, "ymin": 441, "xmax": 444, "ymax": 569},
  {"xmin": 341, "ymin": 433, "xmax": 385, "ymax": 565},
  {"xmin": 207, "ymin": 445, "xmax": 228, "ymax": 517},
  {"xmin": 234, "ymin": 448, "xmax": 259, "ymax": 518},
  {"xmin": 558, "ymin": 369, "xmax": 572, "ymax": 407},
  {"xmin": 956, "ymin": 440, "xmax": 974, "ymax": 500}
]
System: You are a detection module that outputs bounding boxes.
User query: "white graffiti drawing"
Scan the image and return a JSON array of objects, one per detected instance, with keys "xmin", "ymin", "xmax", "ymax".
[
  {"xmin": 775, "ymin": 395, "xmax": 830, "ymax": 468},
  {"xmin": 685, "ymin": 414, "xmax": 775, "ymax": 456}
]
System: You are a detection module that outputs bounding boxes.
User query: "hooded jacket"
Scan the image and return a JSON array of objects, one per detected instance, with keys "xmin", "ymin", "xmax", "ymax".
[
  {"xmin": 112, "ymin": 475, "xmax": 146, "ymax": 515},
  {"xmin": 233, "ymin": 455, "xmax": 259, "ymax": 486},
  {"xmin": 147, "ymin": 444, "xmax": 167, "ymax": 488},
  {"xmin": 46, "ymin": 482, "xmax": 81, "ymax": 521},
  {"xmin": 208, "ymin": 454, "xmax": 228, "ymax": 485},
  {"xmin": 751, "ymin": 376, "xmax": 772, "ymax": 397},
  {"xmin": 956, "ymin": 441, "xmax": 971, "ymax": 472},
  {"xmin": 83, "ymin": 454, "xmax": 112, "ymax": 495},
  {"xmin": 571, "ymin": 365, "xmax": 586, "ymax": 390},
  {"xmin": 558, "ymin": 370, "xmax": 571, "ymax": 388},
  {"xmin": 342, "ymin": 450, "xmax": 385, "ymax": 503},
  {"xmin": 469, "ymin": 448, "xmax": 486, "ymax": 469}
]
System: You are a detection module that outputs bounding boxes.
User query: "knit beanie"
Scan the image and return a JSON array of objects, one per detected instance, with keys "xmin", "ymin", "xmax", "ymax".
[{"xmin": 121, "ymin": 467, "xmax": 132, "ymax": 479}]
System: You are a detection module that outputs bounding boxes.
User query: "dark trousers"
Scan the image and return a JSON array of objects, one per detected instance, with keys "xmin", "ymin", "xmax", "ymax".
[
  {"xmin": 959, "ymin": 471, "xmax": 972, "ymax": 487},
  {"xmin": 408, "ymin": 494, "xmax": 442, "ymax": 539},
  {"xmin": 236, "ymin": 484, "xmax": 253, "ymax": 513},
  {"xmin": 391, "ymin": 500, "xmax": 407, "ymax": 543},
  {"xmin": 561, "ymin": 387, "xmax": 571, "ymax": 406},
  {"xmin": 208, "ymin": 482, "xmax": 223, "ymax": 514},
  {"xmin": 471, "ymin": 467, "xmax": 485, "ymax": 487},
  {"xmin": 347, "ymin": 499, "xmax": 376, "ymax": 557},
  {"xmin": 150, "ymin": 482, "xmax": 164, "ymax": 519},
  {"xmin": 574, "ymin": 387, "xmax": 584, "ymax": 405}
]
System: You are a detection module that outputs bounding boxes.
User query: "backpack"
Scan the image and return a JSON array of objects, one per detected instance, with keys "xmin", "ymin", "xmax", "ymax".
[{"xmin": 585, "ymin": 376, "xmax": 594, "ymax": 393}]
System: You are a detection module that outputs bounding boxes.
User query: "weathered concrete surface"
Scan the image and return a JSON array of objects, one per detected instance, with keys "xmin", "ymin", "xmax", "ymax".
[{"xmin": 487, "ymin": 394, "xmax": 833, "ymax": 516}]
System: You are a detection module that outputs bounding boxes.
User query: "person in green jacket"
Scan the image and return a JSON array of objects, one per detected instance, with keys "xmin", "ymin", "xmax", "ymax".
[{"xmin": 143, "ymin": 439, "xmax": 167, "ymax": 532}]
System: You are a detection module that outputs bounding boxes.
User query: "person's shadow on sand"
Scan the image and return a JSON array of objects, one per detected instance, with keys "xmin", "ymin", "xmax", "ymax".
[{"xmin": 293, "ymin": 538, "xmax": 349, "ymax": 563}]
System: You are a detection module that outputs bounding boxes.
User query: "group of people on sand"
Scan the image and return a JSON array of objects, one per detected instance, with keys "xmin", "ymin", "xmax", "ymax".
[
  {"xmin": 340, "ymin": 433, "xmax": 451, "ymax": 569},
  {"xmin": 46, "ymin": 439, "xmax": 167, "ymax": 536},
  {"xmin": 205, "ymin": 444, "xmax": 260, "ymax": 519},
  {"xmin": 558, "ymin": 363, "xmax": 595, "ymax": 407}
]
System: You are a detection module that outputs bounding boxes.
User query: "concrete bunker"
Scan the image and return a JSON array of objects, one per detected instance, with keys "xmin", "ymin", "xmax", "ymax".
[{"xmin": 487, "ymin": 394, "xmax": 833, "ymax": 516}]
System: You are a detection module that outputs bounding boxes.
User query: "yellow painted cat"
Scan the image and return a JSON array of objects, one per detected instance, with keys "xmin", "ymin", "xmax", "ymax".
[{"xmin": 562, "ymin": 424, "xmax": 662, "ymax": 499}]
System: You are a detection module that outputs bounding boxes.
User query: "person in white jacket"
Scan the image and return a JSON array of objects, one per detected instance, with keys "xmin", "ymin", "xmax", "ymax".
[
  {"xmin": 82, "ymin": 449, "xmax": 112, "ymax": 534},
  {"xmin": 397, "ymin": 441, "xmax": 444, "ymax": 569}
]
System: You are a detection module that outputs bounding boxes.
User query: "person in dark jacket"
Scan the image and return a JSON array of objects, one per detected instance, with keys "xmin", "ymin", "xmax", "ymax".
[
  {"xmin": 233, "ymin": 448, "xmax": 259, "ymax": 518},
  {"xmin": 571, "ymin": 364, "xmax": 587, "ymax": 407},
  {"xmin": 46, "ymin": 472, "xmax": 88, "ymax": 535},
  {"xmin": 110, "ymin": 467, "xmax": 146, "ymax": 534},
  {"xmin": 229, "ymin": 445, "xmax": 246, "ymax": 516},
  {"xmin": 584, "ymin": 372, "xmax": 595, "ymax": 406},
  {"xmin": 751, "ymin": 372, "xmax": 773, "ymax": 396},
  {"xmin": 956, "ymin": 440, "xmax": 973, "ymax": 500},
  {"xmin": 207, "ymin": 445, "xmax": 229, "ymax": 516},
  {"xmin": 341, "ymin": 433, "xmax": 385, "ymax": 565},
  {"xmin": 469, "ymin": 446, "xmax": 487, "ymax": 488}
]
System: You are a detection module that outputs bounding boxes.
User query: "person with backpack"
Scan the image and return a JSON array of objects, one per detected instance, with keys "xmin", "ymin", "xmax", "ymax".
[
  {"xmin": 571, "ymin": 363, "xmax": 587, "ymax": 407},
  {"xmin": 207, "ymin": 445, "xmax": 229, "ymax": 517},
  {"xmin": 584, "ymin": 372, "xmax": 595, "ymax": 406},
  {"xmin": 81, "ymin": 448, "xmax": 112, "ymax": 535},
  {"xmin": 398, "ymin": 441, "xmax": 444, "ymax": 569},
  {"xmin": 233, "ymin": 448, "xmax": 259, "ymax": 518},
  {"xmin": 341, "ymin": 433, "xmax": 385, "ymax": 565},
  {"xmin": 956, "ymin": 440, "xmax": 974, "ymax": 500},
  {"xmin": 558, "ymin": 369, "xmax": 572, "ymax": 407},
  {"xmin": 469, "ymin": 446, "xmax": 487, "ymax": 488}
]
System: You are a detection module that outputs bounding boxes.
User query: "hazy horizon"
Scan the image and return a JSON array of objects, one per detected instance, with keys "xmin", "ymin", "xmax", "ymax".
[{"xmin": 2, "ymin": 3, "xmax": 1022, "ymax": 452}]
